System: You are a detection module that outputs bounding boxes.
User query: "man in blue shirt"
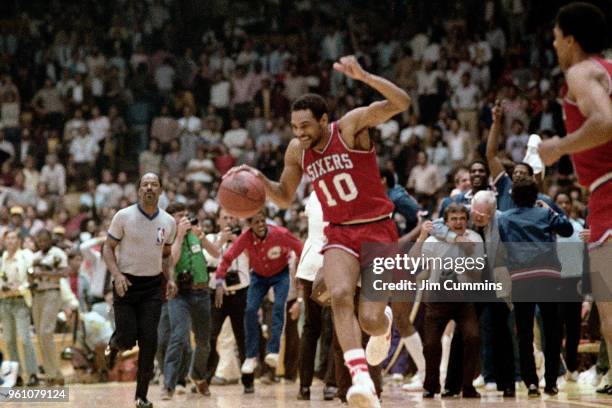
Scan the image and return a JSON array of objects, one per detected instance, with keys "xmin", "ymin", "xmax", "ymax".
[
  {"xmin": 380, "ymin": 168, "xmax": 420, "ymax": 233},
  {"xmin": 498, "ymin": 177, "xmax": 573, "ymax": 398},
  {"xmin": 486, "ymin": 100, "xmax": 560, "ymax": 212}
]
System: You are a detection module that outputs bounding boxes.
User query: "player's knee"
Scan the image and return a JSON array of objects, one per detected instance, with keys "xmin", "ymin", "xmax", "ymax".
[
  {"xmin": 359, "ymin": 311, "xmax": 385, "ymax": 335},
  {"xmin": 329, "ymin": 284, "xmax": 353, "ymax": 306}
]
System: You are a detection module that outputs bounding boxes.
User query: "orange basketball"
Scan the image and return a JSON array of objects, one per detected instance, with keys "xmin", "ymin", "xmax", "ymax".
[{"xmin": 218, "ymin": 170, "xmax": 266, "ymax": 218}]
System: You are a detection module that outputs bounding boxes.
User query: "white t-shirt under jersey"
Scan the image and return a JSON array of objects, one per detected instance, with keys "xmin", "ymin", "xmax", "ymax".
[
  {"xmin": 296, "ymin": 192, "xmax": 327, "ymax": 282},
  {"xmin": 108, "ymin": 204, "xmax": 176, "ymax": 277}
]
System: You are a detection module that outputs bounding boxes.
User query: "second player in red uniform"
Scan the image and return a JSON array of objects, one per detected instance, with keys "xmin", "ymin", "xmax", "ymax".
[
  {"xmin": 538, "ymin": 2, "xmax": 612, "ymax": 394},
  {"xmin": 229, "ymin": 55, "xmax": 410, "ymax": 408}
]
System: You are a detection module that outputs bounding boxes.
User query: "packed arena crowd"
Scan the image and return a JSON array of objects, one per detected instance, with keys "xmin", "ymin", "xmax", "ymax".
[{"xmin": 0, "ymin": 0, "xmax": 611, "ymax": 407}]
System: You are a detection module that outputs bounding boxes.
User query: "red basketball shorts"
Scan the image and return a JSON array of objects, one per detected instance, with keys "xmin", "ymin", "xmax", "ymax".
[
  {"xmin": 588, "ymin": 181, "xmax": 612, "ymax": 247},
  {"xmin": 321, "ymin": 217, "xmax": 398, "ymax": 259}
]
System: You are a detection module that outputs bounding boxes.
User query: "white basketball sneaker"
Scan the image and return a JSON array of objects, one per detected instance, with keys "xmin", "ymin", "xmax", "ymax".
[
  {"xmin": 241, "ymin": 357, "xmax": 258, "ymax": 374},
  {"xmin": 401, "ymin": 372, "xmax": 424, "ymax": 391},
  {"xmin": 264, "ymin": 353, "xmax": 279, "ymax": 368},
  {"xmin": 347, "ymin": 373, "xmax": 380, "ymax": 408},
  {"xmin": 365, "ymin": 306, "xmax": 393, "ymax": 366}
]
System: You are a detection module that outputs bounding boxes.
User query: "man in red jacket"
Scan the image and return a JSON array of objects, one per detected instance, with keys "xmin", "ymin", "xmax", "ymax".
[{"xmin": 214, "ymin": 210, "xmax": 302, "ymax": 389}]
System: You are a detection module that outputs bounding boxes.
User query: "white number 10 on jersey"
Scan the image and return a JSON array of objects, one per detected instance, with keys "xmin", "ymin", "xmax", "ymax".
[{"xmin": 318, "ymin": 173, "xmax": 358, "ymax": 206}]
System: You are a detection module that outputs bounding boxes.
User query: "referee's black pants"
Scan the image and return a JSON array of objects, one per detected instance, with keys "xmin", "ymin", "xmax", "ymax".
[{"xmin": 110, "ymin": 274, "xmax": 162, "ymax": 401}]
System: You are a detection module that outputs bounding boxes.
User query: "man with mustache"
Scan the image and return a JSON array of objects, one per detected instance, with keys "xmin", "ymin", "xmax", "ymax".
[{"xmin": 103, "ymin": 172, "xmax": 177, "ymax": 408}]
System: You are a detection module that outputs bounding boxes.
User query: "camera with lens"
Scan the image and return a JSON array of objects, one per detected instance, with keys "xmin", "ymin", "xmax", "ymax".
[
  {"xmin": 230, "ymin": 225, "xmax": 242, "ymax": 236},
  {"xmin": 189, "ymin": 217, "xmax": 199, "ymax": 226},
  {"xmin": 176, "ymin": 270, "xmax": 193, "ymax": 291},
  {"xmin": 224, "ymin": 270, "xmax": 241, "ymax": 287}
]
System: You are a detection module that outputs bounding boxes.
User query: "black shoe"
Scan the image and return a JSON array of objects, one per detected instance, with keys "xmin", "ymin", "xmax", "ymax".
[
  {"xmin": 134, "ymin": 398, "xmax": 153, "ymax": 408},
  {"xmin": 244, "ymin": 384, "xmax": 255, "ymax": 394},
  {"xmin": 105, "ymin": 345, "xmax": 119, "ymax": 370},
  {"xmin": 423, "ymin": 390, "xmax": 436, "ymax": 398},
  {"xmin": 544, "ymin": 386, "xmax": 558, "ymax": 396},
  {"xmin": 323, "ymin": 385, "xmax": 337, "ymax": 401},
  {"xmin": 596, "ymin": 384, "xmax": 612, "ymax": 393},
  {"xmin": 462, "ymin": 387, "xmax": 480, "ymax": 398},
  {"xmin": 527, "ymin": 384, "xmax": 540, "ymax": 397},
  {"xmin": 441, "ymin": 389, "xmax": 459, "ymax": 398},
  {"xmin": 297, "ymin": 386, "xmax": 310, "ymax": 400},
  {"xmin": 502, "ymin": 388, "xmax": 515, "ymax": 398},
  {"xmin": 15, "ymin": 376, "xmax": 23, "ymax": 387},
  {"xmin": 26, "ymin": 375, "xmax": 39, "ymax": 387}
]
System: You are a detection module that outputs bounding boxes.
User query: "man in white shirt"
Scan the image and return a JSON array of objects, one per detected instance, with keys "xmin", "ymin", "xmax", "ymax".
[
  {"xmin": 63, "ymin": 108, "xmax": 86, "ymax": 142},
  {"xmin": 88, "ymin": 105, "xmax": 110, "ymax": 143},
  {"xmin": 223, "ymin": 119, "xmax": 248, "ymax": 158},
  {"xmin": 31, "ymin": 229, "xmax": 69, "ymax": 385},
  {"xmin": 452, "ymin": 73, "xmax": 480, "ymax": 138},
  {"xmin": 414, "ymin": 204, "xmax": 483, "ymax": 399},
  {"xmin": 204, "ymin": 208, "xmax": 253, "ymax": 393},
  {"xmin": 69, "ymin": 125, "xmax": 99, "ymax": 189},
  {"xmin": 177, "ymin": 106, "xmax": 202, "ymax": 134},
  {"xmin": 40, "ymin": 154, "xmax": 66, "ymax": 196}
]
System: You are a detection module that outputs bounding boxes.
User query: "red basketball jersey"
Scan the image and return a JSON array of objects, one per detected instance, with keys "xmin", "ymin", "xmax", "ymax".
[
  {"xmin": 302, "ymin": 121, "xmax": 394, "ymax": 224},
  {"xmin": 562, "ymin": 57, "xmax": 612, "ymax": 187}
]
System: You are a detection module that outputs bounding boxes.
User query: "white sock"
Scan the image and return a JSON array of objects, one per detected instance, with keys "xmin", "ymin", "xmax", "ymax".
[
  {"xmin": 344, "ymin": 348, "xmax": 370, "ymax": 381},
  {"xmin": 384, "ymin": 306, "xmax": 393, "ymax": 329},
  {"xmin": 403, "ymin": 333, "xmax": 426, "ymax": 373}
]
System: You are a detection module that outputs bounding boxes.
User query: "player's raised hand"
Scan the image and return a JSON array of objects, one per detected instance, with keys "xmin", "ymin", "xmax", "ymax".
[
  {"xmin": 492, "ymin": 99, "xmax": 503, "ymax": 123},
  {"xmin": 333, "ymin": 55, "xmax": 368, "ymax": 81}
]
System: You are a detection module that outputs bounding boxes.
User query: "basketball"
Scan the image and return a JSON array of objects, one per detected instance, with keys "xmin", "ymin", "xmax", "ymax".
[{"xmin": 218, "ymin": 170, "xmax": 266, "ymax": 218}]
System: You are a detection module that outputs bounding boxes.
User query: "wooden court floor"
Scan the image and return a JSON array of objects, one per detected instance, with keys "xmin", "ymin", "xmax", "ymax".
[{"xmin": 6, "ymin": 381, "xmax": 612, "ymax": 408}]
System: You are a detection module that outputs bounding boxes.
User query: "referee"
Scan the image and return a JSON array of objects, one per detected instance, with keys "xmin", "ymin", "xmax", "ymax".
[{"xmin": 103, "ymin": 172, "xmax": 177, "ymax": 408}]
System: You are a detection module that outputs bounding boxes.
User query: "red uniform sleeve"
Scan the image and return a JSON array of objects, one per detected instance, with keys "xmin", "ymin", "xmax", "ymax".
[
  {"xmin": 215, "ymin": 231, "xmax": 249, "ymax": 281},
  {"xmin": 284, "ymin": 229, "xmax": 303, "ymax": 260}
]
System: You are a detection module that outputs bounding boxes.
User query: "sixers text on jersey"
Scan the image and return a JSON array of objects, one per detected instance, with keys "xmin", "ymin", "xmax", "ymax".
[{"xmin": 302, "ymin": 121, "xmax": 394, "ymax": 225}]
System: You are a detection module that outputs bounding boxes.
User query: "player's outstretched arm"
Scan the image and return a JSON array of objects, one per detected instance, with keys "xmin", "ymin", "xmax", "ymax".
[
  {"xmin": 225, "ymin": 139, "xmax": 303, "ymax": 209},
  {"xmin": 486, "ymin": 100, "xmax": 505, "ymax": 180},
  {"xmin": 539, "ymin": 63, "xmax": 612, "ymax": 165},
  {"xmin": 334, "ymin": 55, "xmax": 410, "ymax": 135},
  {"xmin": 265, "ymin": 139, "xmax": 303, "ymax": 208}
]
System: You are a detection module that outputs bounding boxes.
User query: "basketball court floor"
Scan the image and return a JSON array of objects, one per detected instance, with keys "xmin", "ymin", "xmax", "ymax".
[{"xmin": 6, "ymin": 381, "xmax": 612, "ymax": 408}]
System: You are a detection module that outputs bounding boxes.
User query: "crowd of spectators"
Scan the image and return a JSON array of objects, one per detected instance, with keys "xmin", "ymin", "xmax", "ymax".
[{"xmin": 0, "ymin": 0, "xmax": 609, "ymax": 391}]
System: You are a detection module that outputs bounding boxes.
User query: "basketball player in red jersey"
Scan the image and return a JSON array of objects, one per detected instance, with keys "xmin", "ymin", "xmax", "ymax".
[
  {"xmin": 228, "ymin": 56, "xmax": 409, "ymax": 407},
  {"xmin": 538, "ymin": 2, "xmax": 612, "ymax": 393}
]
